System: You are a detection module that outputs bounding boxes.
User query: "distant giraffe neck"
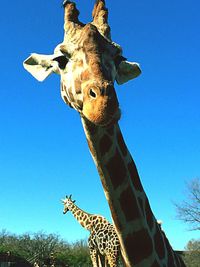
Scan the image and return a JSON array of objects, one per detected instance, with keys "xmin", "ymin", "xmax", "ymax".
[
  {"xmin": 81, "ymin": 117, "xmax": 185, "ymax": 267},
  {"xmin": 68, "ymin": 202, "xmax": 92, "ymax": 231}
]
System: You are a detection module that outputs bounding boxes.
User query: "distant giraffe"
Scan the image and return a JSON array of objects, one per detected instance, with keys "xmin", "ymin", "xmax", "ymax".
[
  {"xmin": 62, "ymin": 195, "xmax": 120, "ymax": 267},
  {"xmin": 24, "ymin": 0, "xmax": 186, "ymax": 266}
]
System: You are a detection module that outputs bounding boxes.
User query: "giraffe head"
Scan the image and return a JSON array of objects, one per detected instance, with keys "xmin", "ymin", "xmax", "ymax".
[
  {"xmin": 62, "ymin": 195, "xmax": 76, "ymax": 214},
  {"xmin": 23, "ymin": 0, "xmax": 141, "ymax": 126}
]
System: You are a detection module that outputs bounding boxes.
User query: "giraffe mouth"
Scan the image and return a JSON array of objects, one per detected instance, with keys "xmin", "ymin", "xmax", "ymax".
[
  {"xmin": 81, "ymin": 102, "xmax": 121, "ymax": 126},
  {"xmin": 63, "ymin": 209, "xmax": 68, "ymax": 214},
  {"xmin": 80, "ymin": 107, "xmax": 120, "ymax": 127},
  {"xmin": 96, "ymin": 107, "xmax": 121, "ymax": 127}
]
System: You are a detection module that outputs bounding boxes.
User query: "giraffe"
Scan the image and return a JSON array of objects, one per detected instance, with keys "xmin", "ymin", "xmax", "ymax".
[
  {"xmin": 62, "ymin": 195, "xmax": 121, "ymax": 267},
  {"xmin": 23, "ymin": 1, "xmax": 186, "ymax": 266}
]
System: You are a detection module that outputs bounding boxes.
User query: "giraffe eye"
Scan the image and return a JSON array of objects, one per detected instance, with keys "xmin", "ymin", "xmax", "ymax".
[{"xmin": 89, "ymin": 89, "xmax": 97, "ymax": 98}]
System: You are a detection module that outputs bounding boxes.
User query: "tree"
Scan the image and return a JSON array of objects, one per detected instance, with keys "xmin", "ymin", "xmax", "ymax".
[
  {"xmin": 0, "ymin": 230, "xmax": 92, "ymax": 266},
  {"xmin": 54, "ymin": 239, "xmax": 90, "ymax": 267},
  {"xmin": 0, "ymin": 229, "xmax": 21, "ymax": 256},
  {"xmin": 175, "ymin": 178, "xmax": 200, "ymax": 230},
  {"xmin": 19, "ymin": 232, "xmax": 64, "ymax": 265},
  {"xmin": 183, "ymin": 239, "xmax": 200, "ymax": 267}
]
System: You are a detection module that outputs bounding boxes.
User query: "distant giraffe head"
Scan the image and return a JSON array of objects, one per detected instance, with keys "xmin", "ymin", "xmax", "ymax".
[
  {"xmin": 62, "ymin": 194, "xmax": 76, "ymax": 214},
  {"xmin": 23, "ymin": 0, "xmax": 141, "ymax": 126}
]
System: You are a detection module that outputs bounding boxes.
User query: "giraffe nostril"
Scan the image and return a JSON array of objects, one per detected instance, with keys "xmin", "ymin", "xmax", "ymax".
[{"xmin": 89, "ymin": 88, "xmax": 97, "ymax": 98}]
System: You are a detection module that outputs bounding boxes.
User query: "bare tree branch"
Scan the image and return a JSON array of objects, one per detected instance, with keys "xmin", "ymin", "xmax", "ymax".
[{"xmin": 174, "ymin": 178, "xmax": 200, "ymax": 231}]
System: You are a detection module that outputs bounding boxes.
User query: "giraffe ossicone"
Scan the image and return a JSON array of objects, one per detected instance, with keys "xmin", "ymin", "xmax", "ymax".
[{"xmin": 62, "ymin": 195, "xmax": 121, "ymax": 267}]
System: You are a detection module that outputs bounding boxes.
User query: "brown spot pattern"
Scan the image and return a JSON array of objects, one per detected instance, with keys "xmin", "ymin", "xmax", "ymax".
[
  {"xmin": 117, "ymin": 131, "xmax": 127, "ymax": 156},
  {"xmin": 154, "ymin": 225, "xmax": 165, "ymax": 260},
  {"xmin": 119, "ymin": 186, "xmax": 141, "ymax": 222},
  {"xmin": 125, "ymin": 229, "xmax": 153, "ymax": 264},
  {"xmin": 68, "ymin": 90, "xmax": 75, "ymax": 102},
  {"xmin": 145, "ymin": 198, "xmax": 154, "ymax": 230},
  {"xmin": 138, "ymin": 197, "xmax": 144, "ymax": 216},
  {"xmin": 63, "ymin": 96, "xmax": 72, "ymax": 107},
  {"xmin": 81, "ymin": 69, "xmax": 90, "ymax": 81},
  {"xmin": 165, "ymin": 239, "xmax": 176, "ymax": 267},
  {"xmin": 76, "ymin": 100, "xmax": 83, "ymax": 110},
  {"xmin": 76, "ymin": 211, "xmax": 81, "ymax": 216},
  {"xmin": 99, "ymin": 134, "xmax": 112, "ymax": 157},
  {"xmin": 74, "ymin": 80, "xmax": 82, "ymax": 94},
  {"xmin": 85, "ymin": 120, "xmax": 98, "ymax": 136},
  {"xmin": 61, "ymin": 82, "xmax": 66, "ymax": 91},
  {"xmin": 109, "ymin": 204, "xmax": 123, "ymax": 231},
  {"xmin": 106, "ymin": 148, "xmax": 126, "ymax": 189},
  {"xmin": 127, "ymin": 159, "xmax": 143, "ymax": 192}
]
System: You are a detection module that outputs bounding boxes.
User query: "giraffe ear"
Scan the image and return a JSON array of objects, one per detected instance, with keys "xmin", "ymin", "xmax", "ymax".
[
  {"xmin": 23, "ymin": 52, "xmax": 66, "ymax": 82},
  {"xmin": 116, "ymin": 61, "xmax": 141, "ymax": 85}
]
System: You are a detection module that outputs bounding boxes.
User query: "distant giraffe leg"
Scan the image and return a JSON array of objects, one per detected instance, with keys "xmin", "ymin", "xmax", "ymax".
[
  {"xmin": 88, "ymin": 236, "xmax": 100, "ymax": 267},
  {"xmin": 104, "ymin": 257, "xmax": 109, "ymax": 267},
  {"xmin": 97, "ymin": 253, "xmax": 104, "ymax": 267},
  {"xmin": 106, "ymin": 253, "xmax": 118, "ymax": 267},
  {"xmin": 99, "ymin": 254, "xmax": 110, "ymax": 267},
  {"xmin": 90, "ymin": 248, "xmax": 99, "ymax": 267}
]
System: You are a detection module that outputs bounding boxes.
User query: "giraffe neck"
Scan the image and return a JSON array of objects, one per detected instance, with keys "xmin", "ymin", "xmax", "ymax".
[
  {"xmin": 81, "ymin": 117, "xmax": 185, "ymax": 267},
  {"xmin": 68, "ymin": 202, "xmax": 92, "ymax": 231}
]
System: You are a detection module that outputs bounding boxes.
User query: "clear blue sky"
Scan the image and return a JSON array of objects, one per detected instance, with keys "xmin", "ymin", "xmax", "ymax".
[{"xmin": 0, "ymin": 0, "xmax": 199, "ymax": 250}]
